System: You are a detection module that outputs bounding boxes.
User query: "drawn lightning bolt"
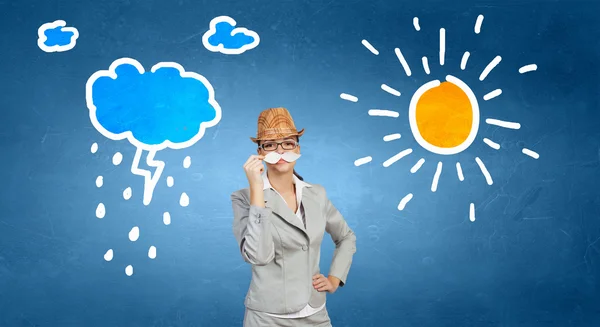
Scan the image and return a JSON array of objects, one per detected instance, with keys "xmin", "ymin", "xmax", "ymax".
[{"xmin": 131, "ymin": 148, "xmax": 165, "ymax": 205}]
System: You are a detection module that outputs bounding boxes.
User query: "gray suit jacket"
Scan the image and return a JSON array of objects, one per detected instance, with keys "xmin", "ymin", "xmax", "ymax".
[{"xmin": 231, "ymin": 183, "xmax": 357, "ymax": 314}]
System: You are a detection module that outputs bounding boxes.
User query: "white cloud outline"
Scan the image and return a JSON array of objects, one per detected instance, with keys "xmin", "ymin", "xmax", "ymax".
[
  {"xmin": 202, "ymin": 15, "xmax": 260, "ymax": 55},
  {"xmin": 37, "ymin": 20, "xmax": 79, "ymax": 53},
  {"xmin": 85, "ymin": 57, "xmax": 223, "ymax": 152}
]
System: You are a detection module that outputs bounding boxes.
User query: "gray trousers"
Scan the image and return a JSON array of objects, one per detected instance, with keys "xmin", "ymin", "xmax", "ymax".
[{"xmin": 243, "ymin": 307, "xmax": 332, "ymax": 327}]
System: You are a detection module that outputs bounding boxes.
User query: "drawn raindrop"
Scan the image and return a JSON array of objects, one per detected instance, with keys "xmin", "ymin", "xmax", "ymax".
[
  {"xmin": 104, "ymin": 249, "xmax": 113, "ymax": 261},
  {"xmin": 96, "ymin": 203, "xmax": 106, "ymax": 218},
  {"xmin": 123, "ymin": 187, "xmax": 132, "ymax": 200},
  {"xmin": 179, "ymin": 192, "xmax": 189, "ymax": 207},
  {"xmin": 163, "ymin": 212, "xmax": 171, "ymax": 225},
  {"xmin": 125, "ymin": 265, "xmax": 133, "ymax": 276},
  {"xmin": 183, "ymin": 156, "xmax": 191, "ymax": 168},
  {"xmin": 129, "ymin": 226, "xmax": 139, "ymax": 241},
  {"xmin": 166, "ymin": 176, "xmax": 174, "ymax": 187},
  {"xmin": 112, "ymin": 152, "xmax": 123, "ymax": 165},
  {"xmin": 91, "ymin": 142, "xmax": 98, "ymax": 153},
  {"xmin": 96, "ymin": 176, "xmax": 103, "ymax": 187},
  {"xmin": 148, "ymin": 246, "xmax": 157, "ymax": 259}
]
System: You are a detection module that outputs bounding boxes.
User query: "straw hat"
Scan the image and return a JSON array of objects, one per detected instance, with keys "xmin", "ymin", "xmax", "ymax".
[{"xmin": 250, "ymin": 107, "xmax": 305, "ymax": 143}]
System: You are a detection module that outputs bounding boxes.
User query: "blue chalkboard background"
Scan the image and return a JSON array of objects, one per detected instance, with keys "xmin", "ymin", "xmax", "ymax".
[{"xmin": 1, "ymin": 0, "xmax": 599, "ymax": 326}]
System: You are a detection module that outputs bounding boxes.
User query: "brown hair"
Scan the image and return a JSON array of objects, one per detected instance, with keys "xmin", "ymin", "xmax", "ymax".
[{"xmin": 293, "ymin": 169, "xmax": 304, "ymax": 181}]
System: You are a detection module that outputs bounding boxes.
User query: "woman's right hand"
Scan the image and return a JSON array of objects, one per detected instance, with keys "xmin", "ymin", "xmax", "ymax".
[{"xmin": 243, "ymin": 155, "xmax": 265, "ymax": 190}]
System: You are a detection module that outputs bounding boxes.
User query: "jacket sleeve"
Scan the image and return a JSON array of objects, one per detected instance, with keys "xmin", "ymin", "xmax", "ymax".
[
  {"xmin": 323, "ymin": 187, "xmax": 357, "ymax": 287},
  {"xmin": 231, "ymin": 191, "xmax": 275, "ymax": 266}
]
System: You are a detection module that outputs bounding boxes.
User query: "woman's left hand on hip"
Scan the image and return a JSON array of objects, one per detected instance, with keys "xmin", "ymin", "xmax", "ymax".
[{"xmin": 312, "ymin": 274, "xmax": 340, "ymax": 293}]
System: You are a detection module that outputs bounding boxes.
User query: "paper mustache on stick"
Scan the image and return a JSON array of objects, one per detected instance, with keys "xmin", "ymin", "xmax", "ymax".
[{"xmin": 263, "ymin": 151, "xmax": 301, "ymax": 164}]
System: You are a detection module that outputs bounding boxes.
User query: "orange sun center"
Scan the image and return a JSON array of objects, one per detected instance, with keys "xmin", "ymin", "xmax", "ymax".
[{"xmin": 415, "ymin": 81, "xmax": 473, "ymax": 148}]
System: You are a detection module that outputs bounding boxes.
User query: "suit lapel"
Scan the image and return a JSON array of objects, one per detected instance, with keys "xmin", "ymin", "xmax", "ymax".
[
  {"xmin": 264, "ymin": 188, "xmax": 307, "ymax": 235},
  {"xmin": 301, "ymin": 188, "xmax": 322, "ymax": 240}
]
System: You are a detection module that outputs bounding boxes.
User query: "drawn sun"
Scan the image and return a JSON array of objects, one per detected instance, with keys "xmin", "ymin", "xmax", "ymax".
[{"xmin": 341, "ymin": 15, "xmax": 540, "ymax": 221}]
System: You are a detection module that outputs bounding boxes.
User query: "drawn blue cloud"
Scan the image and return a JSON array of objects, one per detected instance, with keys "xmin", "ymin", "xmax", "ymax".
[
  {"xmin": 85, "ymin": 58, "xmax": 222, "ymax": 152},
  {"xmin": 202, "ymin": 16, "xmax": 260, "ymax": 55},
  {"xmin": 37, "ymin": 20, "xmax": 79, "ymax": 53}
]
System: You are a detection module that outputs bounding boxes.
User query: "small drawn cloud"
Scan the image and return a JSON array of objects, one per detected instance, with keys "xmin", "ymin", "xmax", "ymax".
[
  {"xmin": 37, "ymin": 20, "xmax": 79, "ymax": 53},
  {"xmin": 86, "ymin": 58, "xmax": 222, "ymax": 152},
  {"xmin": 202, "ymin": 16, "xmax": 260, "ymax": 55}
]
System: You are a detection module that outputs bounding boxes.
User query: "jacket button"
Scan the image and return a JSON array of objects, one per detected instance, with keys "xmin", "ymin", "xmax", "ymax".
[
  {"xmin": 255, "ymin": 219, "xmax": 260, "ymax": 224},
  {"xmin": 301, "ymin": 245, "xmax": 308, "ymax": 251}
]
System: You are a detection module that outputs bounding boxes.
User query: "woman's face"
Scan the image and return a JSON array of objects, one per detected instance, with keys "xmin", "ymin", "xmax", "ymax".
[{"xmin": 257, "ymin": 137, "xmax": 300, "ymax": 174}]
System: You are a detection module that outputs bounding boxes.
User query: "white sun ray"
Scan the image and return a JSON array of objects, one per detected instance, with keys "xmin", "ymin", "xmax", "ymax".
[
  {"xmin": 439, "ymin": 28, "xmax": 446, "ymax": 66},
  {"xmin": 475, "ymin": 157, "xmax": 493, "ymax": 185},
  {"xmin": 431, "ymin": 162, "xmax": 443, "ymax": 192},
  {"xmin": 479, "ymin": 55, "xmax": 502, "ymax": 81},
  {"xmin": 340, "ymin": 93, "xmax": 358, "ymax": 102},
  {"xmin": 398, "ymin": 193, "xmax": 413, "ymax": 210},
  {"xmin": 522, "ymin": 148, "xmax": 540, "ymax": 159},
  {"xmin": 361, "ymin": 39, "xmax": 379, "ymax": 55},
  {"xmin": 483, "ymin": 89, "xmax": 502, "ymax": 101},
  {"xmin": 474, "ymin": 14, "xmax": 484, "ymax": 34},
  {"xmin": 383, "ymin": 133, "xmax": 401, "ymax": 141},
  {"xmin": 469, "ymin": 203, "xmax": 476, "ymax": 221},
  {"xmin": 422, "ymin": 56, "xmax": 431, "ymax": 74},
  {"xmin": 410, "ymin": 158, "xmax": 425, "ymax": 173},
  {"xmin": 483, "ymin": 138, "xmax": 500, "ymax": 150},
  {"xmin": 519, "ymin": 64, "xmax": 537, "ymax": 74},
  {"xmin": 381, "ymin": 84, "xmax": 401, "ymax": 96},
  {"xmin": 383, "ymin": 148, "xmax": 413, "ymax": 167},
  {"xmin": 456, "ymin": 162, "xmax": 464, "ymax": 181},
  {"xmin": 354, "ymin": 156, "xmax": 372, "ymax": 166},
  {"xmin": 485, "ymin": 118, "xmax": 521, "ymax": 129},
  {"xmin": 461, "ymin": 51, "xmax": 470, "ymax": 70},
  {"xmin": 394, "ymin": 48, "xmax": 412, "ymax": 76},
  {"xmin": 369, "ymin": 109, "xmax": 399, "ymax": 118},
  {"xmin": 413, "ymin": 17, "xmax": 420, "ymax": 31}
]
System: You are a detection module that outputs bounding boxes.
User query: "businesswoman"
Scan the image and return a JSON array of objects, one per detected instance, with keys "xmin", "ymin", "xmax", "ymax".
[{"xmin": 231, "ymin": 107, "xmax": 357, "ymax": 326}]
